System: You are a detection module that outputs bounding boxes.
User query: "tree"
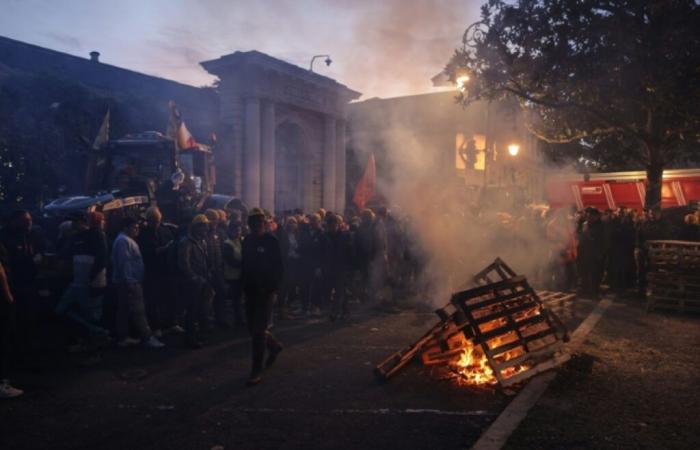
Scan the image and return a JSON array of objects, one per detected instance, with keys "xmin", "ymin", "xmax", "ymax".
[
  {"xmin": 0, "ymin": 73, "xmax": 164, "ymax": 210},
  {"xmin": 446, "ymin": 0, "xmax": 700, "ymax": 208}
]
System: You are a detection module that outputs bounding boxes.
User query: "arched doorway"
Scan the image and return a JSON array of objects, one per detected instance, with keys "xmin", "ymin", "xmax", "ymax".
[{"xmin": 275, "ymin": 122, "xmax": 303, "ymax": 213}]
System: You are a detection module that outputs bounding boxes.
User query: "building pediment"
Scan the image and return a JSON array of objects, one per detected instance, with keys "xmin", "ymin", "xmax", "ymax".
[{"xmin": 201, "ymin": 50, "xmax": 360, "ymax": 118}]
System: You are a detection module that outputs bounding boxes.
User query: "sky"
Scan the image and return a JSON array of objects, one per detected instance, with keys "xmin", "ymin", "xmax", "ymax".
[{"xmin": 0, "ymin": 0, "xmax": 482, "ymax": 99}]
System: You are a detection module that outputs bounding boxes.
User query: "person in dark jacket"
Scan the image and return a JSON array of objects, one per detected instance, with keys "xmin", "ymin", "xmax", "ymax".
[
  {"xmin": 204, "ymin": 209, "xmax": 228, "ymax": 327},
  {"xmin": 0, "ymin": 247, "xmax": 23, "ymax": 398},
  {"xmin": 177, "ymin": 214, "xmax": 211, "ymax": 348},
  {"xmin": 276, "ymin": 217, "xmax": 302, "ymax": 319},
  {"xmin": 300, "ymin": 213, "xmax": 327, "ymax": 316},
  {"xmin": 55, "ymin": 212, "xmax": 109, "ymax": 340},
  {"xmin": 241, "ymin": 208, "xmax": 284, "ymax": 386},
  {"xmin": 222, "ymin": 221, "xmax": 244, "ymax": 328},
  {"xmin": 325, "ymin": 214, "xmax": 350, "ymax": 321},
  {"xmin": 0, "ymin": 210, "xmax": 45, "ymax": 353},
  {"xmin": 138, "ymin": 207, "xmax": 174, "ymax": 336},
  {"xmin": 579, "ymin": 209, "xmax": 606, "ymax": 299}
]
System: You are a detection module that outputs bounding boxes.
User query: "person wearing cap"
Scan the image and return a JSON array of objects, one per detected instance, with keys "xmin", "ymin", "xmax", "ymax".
[
  {"xmin": 277, "ymin": 216, "xmax": 302, "ymax": 319},
  {"xmin": 223, "ymin": 220, "xmax": 244, "ymax": 328},
  {"xmin": 204, "ymin": 208, "xmax": 229, "ymax": 328},
  {"xmin": 138, "ymin": 206, "xmax": 174, "ymax": 337},
  {"xmin": 325, "ymin": 214, "xmax": 351, "ymax": 321},
  {"xmin": 111, "ymin": 217, "xmax": 164, "ymax": 349},
  {"xmin": 178, "ymin": 214, "xmax": 212, "ymax": 348},
  {"xmin": 241, "ymin": 207, "xmax": 284, "ymax": 386},
  {"xmin": 300, "ymin": 213, "xmax": 327, "ymax": 316}
]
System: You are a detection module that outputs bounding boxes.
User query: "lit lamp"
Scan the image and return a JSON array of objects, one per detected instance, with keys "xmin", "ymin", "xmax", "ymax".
[
  {"xmin": 456, "ymin": 74, "xmax": 470, "ymax": 91},
  {"xmin": 508, "ymin": 143, "xmax": 520, "ymax": 156}
]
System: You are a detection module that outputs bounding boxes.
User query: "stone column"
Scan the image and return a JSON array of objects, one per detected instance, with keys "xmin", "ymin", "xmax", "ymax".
[
  {"xmin": 260, "ymin": 102, "xmax": 276, "ymax": 213},
  {"xmin": 323, "ymin": 116, "xmax": 337, "ymax": 211},
  {"xmin": 335, "ymin": 119, "xmax": 347, "ymax": 213},
  {"xmin": 243, "ymin": 98, "xmax": 261, "ymax": 207}
]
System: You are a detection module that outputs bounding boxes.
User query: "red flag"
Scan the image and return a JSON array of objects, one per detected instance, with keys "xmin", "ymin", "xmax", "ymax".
[
  {"xmin": 353, "ymin": 153, "xmax": 376, "ymax": 210},
  {"xmin": 176, "ymin": 121, "xmax": 197, "ymax": 150}
]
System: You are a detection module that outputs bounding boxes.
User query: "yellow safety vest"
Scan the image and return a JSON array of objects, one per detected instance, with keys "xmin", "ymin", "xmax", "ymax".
[{"xmin": 223, "ymin": 238, "xmax": 242, "ymax": 281}]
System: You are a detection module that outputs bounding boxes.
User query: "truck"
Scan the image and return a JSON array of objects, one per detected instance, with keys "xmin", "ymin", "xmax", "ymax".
[
  {"xmin": 545, "ymin": 169, "xmax": 700, "ymax": 212},
  {"xmin": 43, "ymin": 130, "xmax": 245, "ymax": 233}
]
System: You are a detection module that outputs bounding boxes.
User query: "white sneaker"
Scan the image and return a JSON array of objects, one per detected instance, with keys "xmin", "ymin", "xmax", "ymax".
[
  {"xmin": 117, "ymin": 337, "xmax": 141, "ymax": 347},
  {"xmin": 0, "ymin": 380, "xmax": 23, "ymax": 399},
  {"xmin": 144, "ymin": 336, "xmax": 165, "ymax": 349}
]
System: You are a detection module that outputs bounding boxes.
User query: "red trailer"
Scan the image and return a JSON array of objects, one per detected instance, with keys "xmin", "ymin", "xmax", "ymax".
[{"xmin": 546, "ymin": 169, "xmax": 700, "ymax": 211}]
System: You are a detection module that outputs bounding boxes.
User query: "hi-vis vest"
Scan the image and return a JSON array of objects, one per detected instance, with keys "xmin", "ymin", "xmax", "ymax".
[{"xmin": 223, "ymin": 238, "xmax": 242, "ymax": 281}]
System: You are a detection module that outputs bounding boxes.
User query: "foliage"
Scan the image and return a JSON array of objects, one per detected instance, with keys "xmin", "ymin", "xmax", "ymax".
[{"xmin": 446, "ymin": 0, "xmax": 700, "ymax": 207}]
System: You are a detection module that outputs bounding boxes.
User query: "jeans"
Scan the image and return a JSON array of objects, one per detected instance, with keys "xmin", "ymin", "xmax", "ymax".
[
  {"xmin": 116, "ymin": 283, "xmax": 152, "ymax": 341},
  {"xmin": 55, "ymin": 285, "xmax": 105, "ymax": 337}
]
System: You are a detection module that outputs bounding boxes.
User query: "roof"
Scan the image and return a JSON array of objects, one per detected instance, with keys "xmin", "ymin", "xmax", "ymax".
[
  {"xmin": 201, "ymin": 50, "xmax": 361, "ymax": 99},
  {"xmin": 0, "ymin": 35, "xmax": 203, "ymax": 94}
]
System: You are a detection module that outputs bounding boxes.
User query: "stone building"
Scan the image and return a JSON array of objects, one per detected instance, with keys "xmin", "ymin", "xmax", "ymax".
[
  {"xmin": 348, "ymin": 91, "xmax": 547, "ymax": 203},
  {"xmin": 201, "ymin": 51, "xmax": 360, "ymax": 213},
  {"xmin": 0, "ymin": 36, "xmax": 360, "ymax": 213}
]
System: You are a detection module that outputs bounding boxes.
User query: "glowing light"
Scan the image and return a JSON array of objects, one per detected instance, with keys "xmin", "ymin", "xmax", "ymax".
[
  {"xmin": 456, "ymin": 75, "xmax": 470, "ymax": 90},
  {"xmin": 508, "ymin": 144, "xmax": 520, "ymax": 156}
]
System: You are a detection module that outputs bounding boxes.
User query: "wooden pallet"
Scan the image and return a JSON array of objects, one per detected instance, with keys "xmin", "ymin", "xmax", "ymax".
[
  {"xmin": 450, "ymin": 276, "xmax": 570, "ymax": 388},
  {"xmin": 373, "ymin": 304, "xmax": 468, "ymax": 381},
  {"xmin": 647, "ymin": 240, "xmax": 700, "ymax": 271},
  {"xmin": 374, "ymin": 259, "xmax": 572, "ymax": 386},
  {"xmin": 647, "ymin": 272, "xmax": 700, "ymax": 313},
  {"xmin": 473, "ymin": 257, "xmax": 518, "ymax": 286}
]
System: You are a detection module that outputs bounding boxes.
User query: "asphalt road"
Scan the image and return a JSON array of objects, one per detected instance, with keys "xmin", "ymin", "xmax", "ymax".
[{"xmin": 1, "ymin": 299, "xmax": 597, "ymax": 450}]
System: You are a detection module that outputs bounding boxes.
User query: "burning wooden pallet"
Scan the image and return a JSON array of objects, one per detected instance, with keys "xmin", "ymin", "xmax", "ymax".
[
  {"xmin": 374, "ymin": 259, "xmax": 571, "ymax": 388},
  {"xmin": 450, "ymin": 276, "xmax": 570, "ymax": 387},
  {"xmin": 647, "ymin": 240, "xmax": 700, "ymax": 313}
]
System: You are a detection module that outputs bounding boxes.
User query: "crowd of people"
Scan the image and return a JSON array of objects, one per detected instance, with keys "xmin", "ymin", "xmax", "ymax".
[
  {"xmin": 540, "ymin": 205, "xmax": 699, "ymax": 298},
  {"xmin": 0, "ymin": 204, "xmax": 417, "ymax": 396},
  {"xmin": 1, "ymin": 201, "xmax": 698, "ymax": 397}
]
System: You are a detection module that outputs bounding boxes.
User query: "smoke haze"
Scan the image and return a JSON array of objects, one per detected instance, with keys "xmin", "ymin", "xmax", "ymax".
[{"xmin": 0, "ymin": 0, "xmax": 482, "ymax": 98}]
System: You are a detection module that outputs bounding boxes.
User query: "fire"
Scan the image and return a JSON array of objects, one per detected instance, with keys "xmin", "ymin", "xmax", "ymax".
[
  {"xmin": 453, "ymin": 340, "xmax": 495, "ymax": 385},
  {"xmin": 448, "ymin": 305, "xmax": 542, "ymax": 387}
]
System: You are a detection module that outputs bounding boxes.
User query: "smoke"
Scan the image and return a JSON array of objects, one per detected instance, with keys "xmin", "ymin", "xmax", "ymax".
[
  {"xmin": 341, "ymin": 0, "xmax": 482, "ymax": 98},
  {"xmin": 352, "ymin": 99, "xmax": 570, "ymax": 305}
]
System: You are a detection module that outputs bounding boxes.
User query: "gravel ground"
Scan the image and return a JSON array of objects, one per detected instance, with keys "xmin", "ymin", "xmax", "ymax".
[{"xmin": 504, "ymin": 298, "xmax": 700, "ymax": 450}]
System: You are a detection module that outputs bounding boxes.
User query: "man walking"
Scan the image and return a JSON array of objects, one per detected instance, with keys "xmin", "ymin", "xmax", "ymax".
[
  {"xmin": 111, "ymin": 217, "xmax": 164, "ymax": 348},
  {"xmin": 241, "ymin": 208, "xmax": 284, "ymax": 386}
]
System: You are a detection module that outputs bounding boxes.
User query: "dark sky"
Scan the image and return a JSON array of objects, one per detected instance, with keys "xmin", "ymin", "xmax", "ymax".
[{"xmin": 1, "ymin": 0, "xmax": 481, "ymax": 99}]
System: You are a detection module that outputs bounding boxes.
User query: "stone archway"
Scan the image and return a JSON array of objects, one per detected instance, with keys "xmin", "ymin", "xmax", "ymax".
[
  {"xmin": 274, "ymin": 122, "xmax": 304, "ymax": 213},
  {"xmin": 201, "ymin": 50, "xmax": 360, "ymax": 214}
]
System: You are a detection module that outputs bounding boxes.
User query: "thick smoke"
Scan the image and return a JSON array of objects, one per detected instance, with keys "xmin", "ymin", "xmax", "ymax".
[{"xmin": 355, "ymin": 107, "xmax": 562, "ymax": 305}]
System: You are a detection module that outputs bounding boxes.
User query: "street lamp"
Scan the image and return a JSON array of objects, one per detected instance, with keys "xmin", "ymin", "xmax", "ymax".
[
  {"xmin": 508, "ymin": 143, "xmax": 520, "ymax": 156},
  {"xmin": 309, "ymin": 54, "xmax": 332, "ymax": 72},
  {"xmin": 456, "ymin": 74, "xmax": 470, "ymax": 91}
]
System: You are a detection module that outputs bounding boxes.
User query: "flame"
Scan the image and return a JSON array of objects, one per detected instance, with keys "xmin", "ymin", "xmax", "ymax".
[{"xmin": 448, "ymin": 304, "xmax": 542, "ymax": 387}]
